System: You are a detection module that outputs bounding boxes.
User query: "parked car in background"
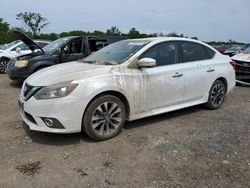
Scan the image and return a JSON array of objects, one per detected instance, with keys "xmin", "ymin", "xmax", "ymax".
[
  {"xmin": 8, "ymin": 31, "xmax": 127, "ymax": 82},
  {"xmin": 213, "ymin": 45, "xmax": 232, "ymax": 54},
  {"xmin": 223, "ymin": 45, "xmax": 246, "ymax": 57},
  {"xmin": 232, "ymin": 47, "xmax": 250, "ymax": 85},
  {"xmin": 18, "ymin": 37, "xmax": 235, "ymax": 141},
  {"xmin": 0, "ymin": 39, "xmax": 50, "ymax": 73}
]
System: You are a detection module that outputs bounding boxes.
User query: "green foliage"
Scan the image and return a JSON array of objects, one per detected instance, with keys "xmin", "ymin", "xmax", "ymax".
[
  {"xmin": 167, "ymin": 32, "xmax": 180, "ymax": 37},
  {"xmin": 106, "ymin": 26, "xmax": 121, "ymax": 36},
  {"xmin": 0, "ymin": 17, "xmax": 246, "ymax": 46},
  {"xmin": 0, "ymin": 18, "xmax": 17, "ymax": 44},
  {"xmin": 16, "ymin": 12, "xmax": 49, "ymax": 36},
  {"xmin": 128, "ymin": 28, "xmax": 141, "ymax": 38},
  {"xmin": 191, "ymin": 37, "xmax": 199, "ymax": 40}
]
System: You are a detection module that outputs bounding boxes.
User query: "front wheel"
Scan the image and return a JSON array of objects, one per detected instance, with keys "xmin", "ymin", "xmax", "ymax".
[
  {"xmin": 0, "ymin": 59, "xmax": 9, "ymax": 74},
  {"xmin": 83, "ymin": 95, "xmax": 126, "ymax": 141},
  {"xmin": 205, "ymin": 80, "xmax": 226, "ymax": 110}
]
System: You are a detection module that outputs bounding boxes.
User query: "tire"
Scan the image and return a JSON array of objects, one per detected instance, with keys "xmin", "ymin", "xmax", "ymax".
[
  {"xmin": 83, "ymin": 95, "xmax": 126, "ymax": 141},
  {"xmin": 0, "ymin": 59, "xmax": 9, "ymax": 74},
  {"xmin": 205, "ymin": 80, "xmax": 226, "ymax": 110}
]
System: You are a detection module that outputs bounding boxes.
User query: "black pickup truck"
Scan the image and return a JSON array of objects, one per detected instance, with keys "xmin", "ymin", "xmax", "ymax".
[{"xmin": 8, "ymin": 31, "xmax": 127, "ymax": 81}]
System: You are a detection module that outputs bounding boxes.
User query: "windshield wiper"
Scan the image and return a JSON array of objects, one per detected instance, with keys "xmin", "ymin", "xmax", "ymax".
[
  {"xmin": 78, "ymin": 59, "xmax": 95, "ymax": 64},
  {"xmin": 92, "ymin": 61, "xmax": 117, "ymax": 65}
]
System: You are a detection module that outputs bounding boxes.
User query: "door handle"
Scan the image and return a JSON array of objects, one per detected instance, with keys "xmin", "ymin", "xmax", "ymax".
[
  {"xmin": 172, "ymin": 72, "xmax": 183, "ymax": 78},
  {"xmin": 207, "ymin": 68, "xmax": 215, "ymax": 73}
]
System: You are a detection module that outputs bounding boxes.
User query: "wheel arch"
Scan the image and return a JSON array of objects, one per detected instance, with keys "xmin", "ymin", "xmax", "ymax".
[
  {"xmin": 216, "ymin": 77, "xmax": 228, "ymax": 93},
  {"xmin": 81, "ymin": 90, "xmax": 130, "ymax": 131},
  {"xmin": 0, "ymin": 56, "xmax": 11, "ymax": 61}
]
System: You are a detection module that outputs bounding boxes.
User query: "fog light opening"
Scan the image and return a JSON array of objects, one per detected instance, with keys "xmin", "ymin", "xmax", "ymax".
[
  {"xmin": 41, "ymin": 117, "xmax": 65, "ymax": 129},
  {"xmin": 44, "ymin": 118, "xmax": 54, "ymax": 127}
]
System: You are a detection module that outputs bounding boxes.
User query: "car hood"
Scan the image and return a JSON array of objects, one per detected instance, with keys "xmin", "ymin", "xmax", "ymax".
[
  {"xmin": 13, "ymin": 30, "xmax": 44, "ymax": 54},
  {"xmin": 232, "ymin": 53, "xmax": 250, "ymax": 63},
  {"xmin": 25, "ymin": 62, "xmax": 113, "ymax": 86}
]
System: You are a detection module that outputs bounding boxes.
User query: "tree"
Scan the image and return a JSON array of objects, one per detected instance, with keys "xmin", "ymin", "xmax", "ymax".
[
  {"xmin": 167, "ymin": 32, "xmax": 180, "ymax": 37},
  {"xmin": 191, "ymin": 37, "xmax": 198, "ymax": 40},
  {"xmin": 0, "ymin": 18, "xmax": 16, "ymax": 44},
  {"xmin": 128, "ymin": 28, "xmax": 141, "ymax": 39},
  {"xmin": 16, "ymin": 12, "xmax": 49, "ymax": 36},
  {"xmin": 106, "ymin": 26, "xmax": 121, "ymax": 36},
  {"xmin": 0, "ymin": 18, "xmax": 9, "ymax": 32}
]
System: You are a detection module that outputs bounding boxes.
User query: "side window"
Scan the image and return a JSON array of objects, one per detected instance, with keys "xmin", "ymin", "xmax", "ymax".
[
  {"xmin": 88, "ymin": 40, "xmax": 108, "ymax": 54},
  {"xmin": 205, "ymin": 46, "xmax": 216, "ymax": 58},
  {"xmin": 62, "ymin": 39, "xmax": 83, "ymax": 55},
  {"xmin": 140, "ymin": 42, "xmax": 178, "ymax": 66},
  {"xmin": 11, "ymin": 43, "xmax": 29, "ymax": 51},
  {"xmin": 180, "ymin": 42, "xmax": 210, "ymax": 62},
  {"xmin": 37, "ymin": 42, "xmax": 49, "ymax": 48}
]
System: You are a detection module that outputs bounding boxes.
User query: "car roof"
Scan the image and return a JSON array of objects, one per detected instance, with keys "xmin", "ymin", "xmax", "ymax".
[
  {"xmin": 123, "ymin": 37, "xmax": 212, "ymax": 47},
  {"xmin": 124, "ymin": 37, "xmax": 202, "ymax": 43}
]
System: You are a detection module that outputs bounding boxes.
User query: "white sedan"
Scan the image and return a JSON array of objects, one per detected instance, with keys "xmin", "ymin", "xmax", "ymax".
[{"xmin": 19, "ymin": 37, "xmax": 235, "ymax": 141}]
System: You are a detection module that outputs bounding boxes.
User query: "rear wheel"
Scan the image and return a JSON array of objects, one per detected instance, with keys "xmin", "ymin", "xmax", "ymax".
[
  {"xmin": 0, "ymin": 59, "xmax": 9, "ymax": 74},
  {"xmin": 83, "ymin": 95, "xmax": 126, "ymax": 141},
  {"xmin": 205, "ymin": 80, "xmax": 226, "ymax": 110}
]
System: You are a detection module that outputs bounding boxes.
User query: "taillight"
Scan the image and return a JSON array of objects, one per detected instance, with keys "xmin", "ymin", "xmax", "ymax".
[{"xmin": 229, "ymin": 60, "xmax": 236, "ymax": 70}]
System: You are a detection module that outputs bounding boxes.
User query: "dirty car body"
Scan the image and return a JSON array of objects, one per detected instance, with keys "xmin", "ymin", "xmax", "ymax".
[{"xmin": 19, "ymin": 37, "xmax": 235, "ymax": 141}]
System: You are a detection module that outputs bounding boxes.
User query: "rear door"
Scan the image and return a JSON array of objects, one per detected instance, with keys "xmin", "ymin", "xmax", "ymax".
[
  {"xmin": 179, "ymin": 41, "xmax": 217, "ymax": 102},
  {"xmin": 61, "ymin": 38, "xmax": 84, "ymax": 62}
]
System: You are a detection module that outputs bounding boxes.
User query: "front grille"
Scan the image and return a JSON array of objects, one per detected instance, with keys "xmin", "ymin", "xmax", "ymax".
[
  {"xmin": 6, "ymin": 58, "xmax": 16, "ymax": 72},
  {"xmin": 235, "ymin": 60, "xmax": 250, "ymax": 73},
  {"xmin": 22, "ymin": 83, "xmax": 41, "ymax": 101}
]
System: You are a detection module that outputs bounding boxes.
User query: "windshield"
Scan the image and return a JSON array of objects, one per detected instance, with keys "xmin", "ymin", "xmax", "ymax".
[
  {"xmin": 83, "ymin": 40, "xmax": 149, "ymax": 65},
  {"xmin": 0, "ymin": 40, "xmax": 20, "ymax": 50},
  {"xmin": 243, "ymin": 47, "xmax": 250, "ymax": 54},
  {"xmin": 43, "ymin": 37, "xmax": 71, "ymax": 53}
]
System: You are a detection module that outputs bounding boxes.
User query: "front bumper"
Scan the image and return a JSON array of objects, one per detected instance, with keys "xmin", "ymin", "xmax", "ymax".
[
  {"xmin": 7, "ymin": 66, "xmax": 30, "ymax": 81},
  {"xmin": 18, "ymin": 95, "xmax": 85, "ymax": 134}
]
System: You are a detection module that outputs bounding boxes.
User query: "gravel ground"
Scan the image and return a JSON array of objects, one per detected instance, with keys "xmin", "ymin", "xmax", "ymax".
[{"xmin": 0, "ymin": 74, "xmax": 250, "ymax": 188}]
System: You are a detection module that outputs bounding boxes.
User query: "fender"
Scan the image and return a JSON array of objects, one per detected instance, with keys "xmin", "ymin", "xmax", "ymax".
[{"xmin": 0, "ymin": 56, "xmax": 10, "ymax": 61}]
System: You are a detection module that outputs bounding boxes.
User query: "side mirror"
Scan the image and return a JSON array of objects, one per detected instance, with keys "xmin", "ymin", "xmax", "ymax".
[
  {"xmin": 16, "ymin": 47, "xmax": 21, "ymax": 53},
  {"xmin": 138, "ymin": 58, "xmax": 156, "ymax": 68}
]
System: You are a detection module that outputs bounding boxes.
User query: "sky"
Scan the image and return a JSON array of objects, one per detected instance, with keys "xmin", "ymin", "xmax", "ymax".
[{"xmin": 1, "ymin": 0, "xmax": 249, "ymax": 42}]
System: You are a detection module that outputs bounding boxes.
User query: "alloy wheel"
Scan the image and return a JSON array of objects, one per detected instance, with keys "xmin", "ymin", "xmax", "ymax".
[
  {"xmin": 91, "ymin": 101, "xmax": 122, "ymax": 136},
  {"xmin": 211, "ymin": 82, "xmax": 225, "ymax": 108},
  {"xmin": 0, "ymin": 61, "xmax": 8, "ymax": 73}
]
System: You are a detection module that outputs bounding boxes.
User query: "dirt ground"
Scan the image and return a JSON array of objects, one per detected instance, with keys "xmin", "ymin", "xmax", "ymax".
[{"xmin": 0, "ymin": 74, "xmax": 250, "ymax": 188}]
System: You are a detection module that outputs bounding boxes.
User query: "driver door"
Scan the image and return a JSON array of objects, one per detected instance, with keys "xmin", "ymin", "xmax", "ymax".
[
  {"xmin": 61, "ymin": 38, "xmax": 84, "ymax": 63},
  {"xmin": 139, "ymin": 42, "xmax": 185, "ymax": 112}
]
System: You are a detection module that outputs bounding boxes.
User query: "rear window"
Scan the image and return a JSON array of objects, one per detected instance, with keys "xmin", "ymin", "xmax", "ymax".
[{"xmin": 205, "ymin": 46, "xmax": 216, "ymax": 58}]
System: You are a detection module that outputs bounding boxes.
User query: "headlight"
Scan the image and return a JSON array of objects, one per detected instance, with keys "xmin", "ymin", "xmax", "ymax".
[
  {"xmin": 34, "ymin": 81, "xmax": 78, "ymax": 100},
  {"xmin": 15, "ymin": 60, "xmax": 29, "ymax": 67}
]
